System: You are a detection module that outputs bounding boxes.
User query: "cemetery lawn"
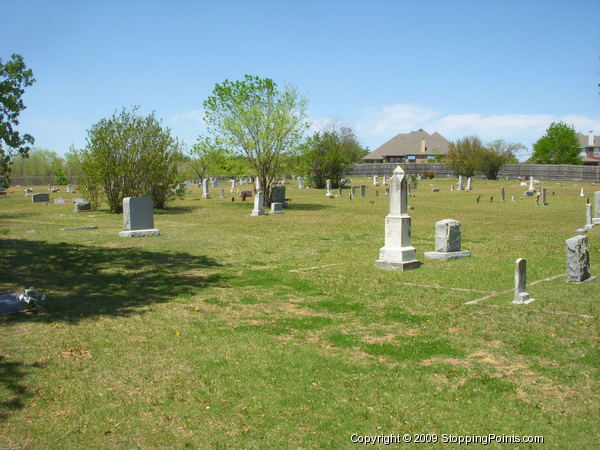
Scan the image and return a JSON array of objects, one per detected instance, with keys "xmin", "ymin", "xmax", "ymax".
[{"xmin": 1, "ymin": 178, "xmax": 598, "ymax": 448}]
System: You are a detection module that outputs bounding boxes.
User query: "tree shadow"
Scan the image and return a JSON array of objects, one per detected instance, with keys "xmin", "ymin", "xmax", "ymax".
[
  {"xmin": 286, "ymin": 203, "xmax": 334, "ymax": 211},
  {"xmin": 154, "ymin": 205, "xmax": 203, "ymax": 215},
  {"xmin": 0, "ymin": 356, "xmax": 43, "ymax": 422},
  {"xmin": 0, "ymin": 239, "xmax": 226, "ymax": 324}
]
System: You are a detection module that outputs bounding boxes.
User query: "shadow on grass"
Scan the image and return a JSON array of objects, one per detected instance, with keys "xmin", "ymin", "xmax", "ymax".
[
  {"xmin": 285, "ymin": 203, "xmax": 333, "ymax": 211},
  {"xmin": 154, "ymin": 205, "xmax": 203, "ymax": 215},
  {"xmin": 0, "ymin": 356, "xmax": 43, "ymax": 422},
  {"xmin": 0, "ymin": 239, "xmax": 225, "ymax": 323}
]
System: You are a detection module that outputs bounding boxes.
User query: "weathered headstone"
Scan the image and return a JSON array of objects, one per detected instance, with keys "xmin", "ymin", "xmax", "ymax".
[
  {"xmin": 466, "ymin": 177, "xmax": 472, "ymax": 191},
  {"xmin": 579, "ymin": 188, "xmax": 585, "ymax": 197},
  {"xmin": 271, "ymin": 202, "xmax": 284, "ymax": 214},
  {"xmin": 528, "ymin": 178, "xmax": 535, "ymax": 192},
  {"xmin": 66, "ymin": 184, "xmax": 73, "ymax": 193},
  {"xmin": 585, "ymin": 203, "xmax": 594, "ymax": 230},
  {"xmin": 119, "ymin": 197, "xmax": 160, "ymax": 237},
  {"xmin": 593, "ymin": 191, "xmax": 600, "ymax": 224},
  {"xmin": 373, "ymin": 175, "xmax": 379, "ymax": 186},
  {"xmin": 32, "ymin": 193, "xmax": 49, "ymax": 203},
  {"xmin": 270, "ymin": 186, "xmax": 286, "ymax": 206},
  {"xmin": 542, "ymin": 188, "xmax": 547, "ymax": 206},
  {"xmin": 211, "ymin": 178, "xmax": 219, "ymax": 188},
  {"xmin": 511, "ymin": 195, "xmax": 515, "ymax": 201},
  {"xmin": 375, "ymin": 166, "xmax": 420, "ymax": 271},
  {"xmin": 513, "ymin": 258, "xmax": 534, "ymax": 304},
  {"xmin": 54, "ymin": 197, "xmax": 65, "ymax": 205},
  {"xmin": 202, "ymin": 179, "xmax": 210, "ymax": 199},
  {"xmin": 565, "ymin": 235, "xmax": 594, "ymax": 282},
  {"xmin": 351, "ymin": 186, "xmax": 356, "ymax": 197},
  {"xmin": 219, "ymin": 188, "xmax": 225, "ymax": 198},
  {"xmin": 458, "ymin": 175, "xmax": 463, "ymax": 190},
  {"xmin": 251, "ymin": 191, "xmax": 265, "ymax": 216},
  {"xmin": 74, "ymin": 201, "xmax": 92, "ymax": 212},
  {"xmin": 450, "ymin": 184, "xmax": 454, "ymax": 192},
  {"xmin": 230, "ymin": 179, "xmax": 237, "ymax": 191},
  {"xmin": 424, "ymin": 219, "xmax": 471, "ymax": 260},
  {"xmin": 25, "ymin": 188, "xmax": 33, "ymax": 197},
  {"xmin": 360, "ymin": 185, "xmax": 366, "ymax": 198},
  {"xmin": 325, "ymin": 179, "xmax": 334, "ymax": 198},
  {"xmin": 500, "ymin": 187, "xmax": 505, "ymax": 202}
]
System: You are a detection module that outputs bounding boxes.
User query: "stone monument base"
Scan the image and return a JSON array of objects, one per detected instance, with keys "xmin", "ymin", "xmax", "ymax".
[
  {"xmin": 375, "ymin": 259, "xmax": 421, "ymax": 271},
  {"xmin": 424, "ymin": 250, "xmax": 471, "ymax": 260},
  {"xmin": 513, "ymin": 292, "xmax": 535, "ymax": 304},
  {"xmin": 119, "ymin": 229, "xmax": 160, "ymax": 237},
  {"xmin": 567, "ymin": 275, "xmax": 596, "ymax": 283}
]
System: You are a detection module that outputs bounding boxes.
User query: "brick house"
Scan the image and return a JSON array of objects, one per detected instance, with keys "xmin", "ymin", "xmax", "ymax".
[{"xmin": 578, "ymin": 132, "xmax": 600, "ymax": 166}]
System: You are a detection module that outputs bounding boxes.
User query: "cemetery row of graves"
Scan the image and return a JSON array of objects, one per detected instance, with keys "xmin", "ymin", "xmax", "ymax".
[{"xmin": 0, "ymin": 173, "xmax": 598, "ymax": 447}]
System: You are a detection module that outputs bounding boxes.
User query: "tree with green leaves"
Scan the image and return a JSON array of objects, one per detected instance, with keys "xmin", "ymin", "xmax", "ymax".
[
  {"xmin": 299, "ymin": 124, "xmax": 366, "ymax": 188},
  {"xmin": 54, "ymin": 167, "xmax": 67, "ymax": 185},
  {"xmin": 10, "ymin": 147, "xmax": 64, "ymax": 178},
  {"xmin": 79, "ymin": 107, "xmax": 183, "ymax": 212},
  {"xmin": 531, "ymin": 121, "xmax": 581, "ymax": 164},
  {"xmin": 487, "ymin": 139, "xmax": 523, "ymax": 163},
  {"xmin": 188, "ymin": 136, "xmax": 231, "ymax": 180},
  {"xmin": 0, "ymin": 54, "xmax": 35, "ymax": 187},
  {"xmin": 444, "ymin": 136, "xmax": 485, "ymax": 177},
  {"xmin": 203, "ymin": 75, "xmax": 308, "ymax": 205}
]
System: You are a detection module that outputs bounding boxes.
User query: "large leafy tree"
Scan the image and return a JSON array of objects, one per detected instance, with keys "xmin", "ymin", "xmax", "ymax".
[
  {"xmin": 79, "ymin": 107, "xmax": 183, "ymax": 212},
  {"xmin": 444, "ymin": 136, "xmax": 485, "ymax": 177},
  {"xmin": 0, "ymin": 54, "xmax": 35, "ymax": 187},
  {"xmin": 300, "ymin": 124, "xmax": 366, "ymax": 188},
  {"xmin": 531, "ymin": 121, "xmax": 581, "ymax": 164},
  {"xmin": 203, "ymin": 75, "xmax": 308, "ymax": 204}
]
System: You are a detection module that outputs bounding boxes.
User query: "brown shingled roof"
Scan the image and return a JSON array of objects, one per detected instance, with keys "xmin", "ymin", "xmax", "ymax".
[{"xmin": 363, "ymin": 129, "xmax": 450, "ymax": 160}]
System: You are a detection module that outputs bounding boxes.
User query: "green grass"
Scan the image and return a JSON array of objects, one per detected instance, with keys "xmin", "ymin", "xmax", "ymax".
[{"xmin": 0, "ymin": 178, "xmax": 598, "ymax": 448}]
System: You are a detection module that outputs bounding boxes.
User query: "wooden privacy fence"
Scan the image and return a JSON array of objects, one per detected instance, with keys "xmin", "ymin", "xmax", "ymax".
[{"xmin": 347, "ymin": 163, "xmax": 600, "ymax": 182}]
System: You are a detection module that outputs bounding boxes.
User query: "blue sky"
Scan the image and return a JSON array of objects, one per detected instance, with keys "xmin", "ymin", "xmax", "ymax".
[{"xmin": 2, "ymin": 0, "xmax": 599, "ymax": 160}]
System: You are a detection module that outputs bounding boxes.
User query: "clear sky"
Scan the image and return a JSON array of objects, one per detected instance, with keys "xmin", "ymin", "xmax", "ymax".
[{"xmin": 2, "ymin": 0, "xmax": 599, "ymax": 160}]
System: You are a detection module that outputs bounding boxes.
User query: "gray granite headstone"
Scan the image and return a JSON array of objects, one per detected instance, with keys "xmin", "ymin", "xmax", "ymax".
[
  {"xmin": 119, "ymin": 197, "xmax": 159, "ymax": 237},
  {"xmin": 360, "ymin": 185, "xmax": 366, "ymax": 198},
  {"xmin": 270, "ymin": 186, "xmax": 286, "ymax": 205},
  {"xmin": 565, "ymin": 235, "xmax": 594, "ymax": 282},
  {"xmin": 351, "ymin": 186, "xmax": 356, "ymax": 197},
  {"xmin": 74, "ymin": 201, "xmax": 91, "ymax": 212},
  {"xmin": 271, "ymin": 202, "xmax": 284, "ymax": 214},
  {"xmin": 54, "ymin": 197, "xmax": 65, "ymax": 205},
  {"xmin": 32, "ymin": 193, "xmax": 49, "ymax": 203},
  {"xmin": 424, "ymin": 219, "xmax": 470, "ymax": 260}
]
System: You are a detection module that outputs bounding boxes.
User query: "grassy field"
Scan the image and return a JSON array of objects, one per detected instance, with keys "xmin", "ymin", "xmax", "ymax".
[{"xmin": 1, "ymin": 176, "xmax": 598, "ymax": 448}]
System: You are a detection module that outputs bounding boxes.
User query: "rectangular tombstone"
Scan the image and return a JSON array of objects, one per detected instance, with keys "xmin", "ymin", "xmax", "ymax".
[
  {"xmin": 54, "ymin": 197, "xmax": 66, "ymax": 205},
  {"xmin": 270, "ymin": 186, "xmax": 286, "ymax": 205},
  {"xmin": 251, "ymin": 191, "xmax": 265, "ymax": 216},
  {"xmin": 123, "ymin": 197, "xmax": 154, "ymax": 230},
  {"xmin": 424, "ymin": 219, "xmax": 471, "ymax": 260},
  {"xmin": 360, "ymin": 185, "xmax": 366, "ymax": 198},
  {"xmin": 32, "ymin": 193, "xmax": 49, "ymax": 203},
  {"xmin": 271, "ymin": 202, "xmax": 284, "ymax": 214},
  {"xmin": 74, "ymin": 201, "xmax": 91, "ymax": 212},
  {"xmin": 565, "ymin": 235, "xmax": 594, "ymax": 282}
]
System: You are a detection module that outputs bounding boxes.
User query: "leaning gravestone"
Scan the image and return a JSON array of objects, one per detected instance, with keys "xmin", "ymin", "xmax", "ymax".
[
  {"xmin": 119, "ymin": 197, "xmax": 160, "ymax": 237},
  {"xmin": 565, "ymin": 235, "xmax": 594, "ymax": 282},
  {"xmin": 424, "ymin": 219, "xmax": 471, "ymax": 260},
  {"xmin": 32, "ymin": 193, "xmax": 49, "ymax": 203}
]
